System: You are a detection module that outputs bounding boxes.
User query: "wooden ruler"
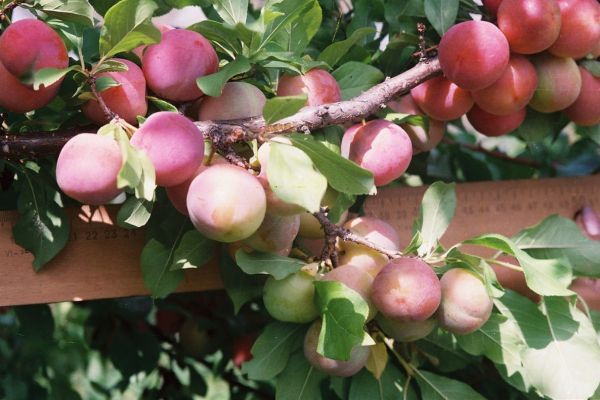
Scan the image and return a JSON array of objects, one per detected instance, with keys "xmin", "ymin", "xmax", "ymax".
[{"xmin": 0, "ymin": 175, "xmax": 598, "ymax": 306}]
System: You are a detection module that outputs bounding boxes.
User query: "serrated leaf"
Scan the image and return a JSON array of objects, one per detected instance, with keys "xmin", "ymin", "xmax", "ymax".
[
  {"xmin": 117, "ymin": 195, "xmax": 153, "ymax": 228},
  {"xmin": 415, "ymin": 370, "xmax": 485, "ymax": 400},
  {"xmin": 413, "ymin": 181, "xmax": 456, "ymax": 257},
  {"xmin": 241, "ymin": 322, "xmax": 305, "ymax": 380},
  {"xmin": 314, "ymin": 280, "xmax": 373, "ymax": 361},
  {"xmin": 30, "ymin": 0, "xmax": 95, "ymax": 26},
  {"xmin": 289, "ymin": 133, "xmax": 375, "ymax": 195},
  {"xmin": 263, "ymin": 95, "xmax": 307, "ymax": 124},
  {"xmin": 170, "ymin": 230, "xmax": 214, "ymax": 270},
  {"xmin": 267, "ymin": 141, "xmax": 327, "ymax": 213},
  {"xmin": 12, "ymin": 165, "xmax": 69, "ymax": 271},
  {"xmin": 211, "ymin": 0, "xmax": 248, "ymax": 25},
  {"xmin": 332, "ymin": 62, "xmax": 384, "ymax": 100},
  {"xmin": 424, "ymin": 0, "xmax": 459, "ymax": 37},
  {"xmin": 318, "ymin": 27, "xmax": 375, "ymax": 68},
  {"xmin": 196, "ymin": 56, "xmax": 251, "ymax": 97},
  {"xmin": 272, "ymin": 0, "xmax": 321, "ymax": 55},
  {"xmin": 275, "ymin": 352, "xmax": 327, "ymax": 400},
  {"xmin": 99, "ymin": 0, "xmax": 160, "ymax": 58},
  {"xmin": 219, "ymin": 247, "xmax": 264, "ymax": 313},
  {"xmin": 495, "ymin": 292, "xmax": 600, "ymax": 399},
  {"xmin": 513, "ymin": 215, "xmax": 600, "ymax": 277},
  {"xmin": 235, "ymin": 249, "xmax": 305, "ymax": 280},
  {"xmin": 465, "ymin": 234, "xmax": 573, "ymax": 296},
  {"xmin": 140, "ymin": 238, "xmax": 184, "ymax": 298}
]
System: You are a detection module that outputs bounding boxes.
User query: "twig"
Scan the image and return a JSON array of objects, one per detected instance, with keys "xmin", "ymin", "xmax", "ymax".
[
  {"xmin": 88, "ymin": 76, "xmax": 118, "ymax": 121},
  {"xmin": 0, "ymin": 0, "xmax": 20, "ymax": 22},
  {"xmin": 443, "ymin": 137, "xmax": 545, "ymax": 169},
  {"xmin": 1, "ymin": 58, "xmax": 443, "ymax": 157},
  {"xmin": 312, "ymin": 207, "xmax": 403, "ymax": 265}
]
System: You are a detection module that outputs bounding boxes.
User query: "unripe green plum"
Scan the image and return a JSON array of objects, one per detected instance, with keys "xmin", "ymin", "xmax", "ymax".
[
  {"xmin": 387, "ymin": 95, "xmax": 446, "ymax": 153},
  {"xmin": 376, "ymin": 314, "xmax": 436, "ymax": 342},
  {"xmin": 263, "ymin": 264, "xmax": 319, "ymax": 323},
  {"xmin": 277, "ymin": 69, "xmax": 341, "ymax": 106},
  {"xmin": 438, "ymin": 268, "xmax": 493, "ymax": 335},
  {"xmin": 371, "ymin": 258, "xmax": 441, "ymax": 321},
  {"xmin": 497, "ymin": 0, "xmax": 561, "ymax": 55},
  {"xmin": 56, "ymin": 133, "xmax": 122, "ymax": 205},
  {"xmin": 472, "ymin": 55, "xmax": 538, "ymax": 116},
  {"xmin": 323, "ymin": 264, "xmax": 376, "ymax": 320},
  {"xmin": 298, "ymin": 188, "xmax": 348, "ymax": 239},
  {"xmin": 0, "ymin": 19, "xmax": 68, "ymax": 113},
  {"xmin": 130, "ymin": 112, "xmax": 204, "ymax": 187},
  {"xmin": 187, "ymin": 164, "xmax": 266, "ymax": 242},
  {"xmin": 529, "ymin": 53, "xmax": 581, "ymax": 113},
  {"xmin": 438, "ymin": 21, "xmax": 510, "ymax": 90},
  {"xmin": 83, "ymin": 58, "xmax": 148, "ymax": 125},
  {"xmin": 303, "ymin": 319, "xmax": 370, "ymax": 377},
  {"xmin": 243, "ymin": 213, "xmax": 300, "ymax": 256},
  {"xmin": 338, "ymin": 217, "xmax": 400, "ymax": 277},
  {"xmin": 257, "ymin": 142, "xmax": 305, "ymax": 216},
  {"xmin": 198, "ymin": 82, "xmax": 266, "ymax": 121},
  {"xmin": 549, "ymin": 0, "xmax": 600, "ymax": 59},
  {"xmin": 564, "ymin": 67, "xmax": 600, "ymax": 126},
  {"xmin": 341, "ymin": 120, "xmax": 413, "ymax": 186},
  {"xmin": 410, "ymin": 77, "xmax": 474, "ymax": 121},
  {"xmin": 142, "ymin": 29, "xmax": 218, "ymax": 102},
  {"xmin": 467, "ymin": 105, "xmax": 526, "ymax": 137}
]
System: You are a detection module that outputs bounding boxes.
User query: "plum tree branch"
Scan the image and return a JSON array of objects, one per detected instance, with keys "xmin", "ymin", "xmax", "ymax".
[
  {"xmin": 89, "ymin": 76, "xmax": 118, "ymax": 121},
  {"xmin": 313, "ymin": 207, "xmax": 403, "ymax": 266},
  {"xmin": 0, "ymin": 57, "xmax": 442, "ymax": 157}
]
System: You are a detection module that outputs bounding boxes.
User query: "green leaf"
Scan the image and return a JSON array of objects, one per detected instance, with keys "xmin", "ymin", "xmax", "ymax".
[
  {"xmin": 332, "ymin": 62, "xmax": 384, "ymax": 100},
  {"xmin": 235, "ymin": 250, "xmax": 305, "ymax": 280},
  {"xmin": 424, "ymin": 0, "xmax": 459, "ymax": 37},
  {"xmin": 289, "ymin": 133, "xmax": 375, "ymax": 195},
  {"xmin": 349, "ymin": 363, "xmax": 416, "ymax": 400},
  {"xmin": 147, "ymin": 96, "xmax": 178, "ymax": 112},
  {"xmin": 95, "ymin": 76, "xmax": 120, "ymax": 92},
  {"xmin": 196, "ymin": 56, "xmax": 252, "ymax": 97},
  {"xmin": 495, "ymin": 292, "xmax": 600, "ymax": 399},
  {"xmin": 187, "ymin": 20, "xmax": 243, "ymax": 56},
  {"xmin": 455, "ymin": 313, "xmax": 526, "ymax": 377},
  {"xmin": 267, "ymin": 141, "xmax": 327, "ymax": 213},
  {"xmin": 465, "ymin": 234, "xmax": 573, "ymax": 296},
  {"xmin": 314, "ymin": 280, "xmax": 373, "ymax": 361},
  {"xmin": 275, "ymin": 352, "xmax": 327, "ymax": 400},
  {"xmin": 513, "ymin": 215, "xmax": 600, "ymax": 277},
  {"xmin": 514, "ymin": 108, "xmax": 569, "ymax": 144},
  {"xmin": 219, "ymin": 247, "xmax": 264, "ymax": 313},
  {"xmin": 271, "ymin": 0, "xmax": 321, "ymax": 55},
  {"xmin": 30, "ymin": 0, "xmax": 95, "ymax": 26},
  {"xmin": 23, "ymin": 66, "xmax": 79, "ymax": 91},
  {"xmin": 413, "ymin": 181, "xmax": 456, "ymax": 257},
  {"xmin": 99, "ymin": 0, "xmax": 160, "ymax": 58},
  {"xmin": 210, "ymin": 0, "xmax": 248, "ymax": 25},
  {"xmin": 415, "ymin": 370, "xmax": 486, "ymax": 400},
  {"xmin": 318, "ymin": 27, "xmax": 375, "ymax": 68},
  {"xmin": 263, "ymin": 95, "xmax": 307, "ymax": 124},
  {"xmin": 12, "ymin": 164, "xmax": 70, "ymax": 271},
  {"xmin": 171, "ymin": 230, "xmax": 214, "ymax": 270},
  {"xmin": 140, "ymin": 239, "xmax": 184, "ymax": 298},
  {"xmin": 117, "ymin": 195, "xmax": 153, "ymax": 229},
  {"xmin": 241, "ymin": 322, "xmax": 305, "ymax": 380},
  {"xmin": 581, "ymin": 60, "xmax": 600, "ymax": 77}
]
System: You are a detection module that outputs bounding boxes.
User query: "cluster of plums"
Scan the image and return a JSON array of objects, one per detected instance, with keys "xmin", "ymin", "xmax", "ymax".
[
  {"xmin": 260, "ymin": 215, "xmax": 493, "ymax": 377},
  {"xmin": 409, "ymin": 0, "xmax": 600, "ymax": 138}
]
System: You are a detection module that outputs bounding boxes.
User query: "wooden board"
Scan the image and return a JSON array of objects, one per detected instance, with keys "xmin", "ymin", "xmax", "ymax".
[{"xmin": 1, "ymin": 175, "xmax": 599, "ymax": 306}]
